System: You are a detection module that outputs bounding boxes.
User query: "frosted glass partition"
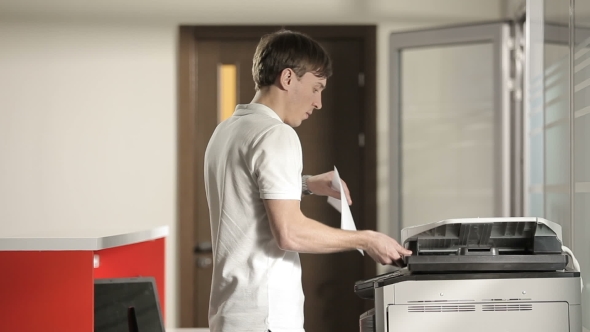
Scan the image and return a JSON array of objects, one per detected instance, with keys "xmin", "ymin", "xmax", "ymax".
[
  {"xmin": 525, "ymin": 4, "xmax": 573, "ymax": 243},
  {"xmin": 544, "ymin": 41, "xmax": 571, "ymax": 242},
  {"xmin": 400, "ymin": 44, "xmax": 495, "ymax": 227},
  {"xmin": 389, "ymin": 23, "xmax": 510, "ymax": 239},
  {"xmin": 525, "ymin": 0, "xmax": 590, "ymax": 329},
  {"xmin": 525, "ymin": 0, "xmax": 545, "ymax": 219},
  {"xmin": 574, "ymin": 0, "xmax": 590, "ymax": 329}
]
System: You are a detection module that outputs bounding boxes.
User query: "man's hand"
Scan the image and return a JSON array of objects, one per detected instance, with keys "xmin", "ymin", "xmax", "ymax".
[
  {"xmin": 306, "ymin": 171, "xmax": 352, "ymax": 205},
  {"xmin": 363, "ymin": 231, "xmax": 412, "ymax": 265}
]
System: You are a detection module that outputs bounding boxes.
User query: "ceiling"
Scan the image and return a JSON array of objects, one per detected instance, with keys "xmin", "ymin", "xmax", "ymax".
[{"xmin": 0, "ymin": 0, "xmax": 508, "ymax": 25}]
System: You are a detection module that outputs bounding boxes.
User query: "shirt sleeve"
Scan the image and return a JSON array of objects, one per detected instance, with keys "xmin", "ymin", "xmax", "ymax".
[{"xmin": 251, "ymin": 124, "xmax": 303, "ymax": 200}]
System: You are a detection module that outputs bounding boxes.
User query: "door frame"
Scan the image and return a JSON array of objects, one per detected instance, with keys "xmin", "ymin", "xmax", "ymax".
[{"xmin": 177, "ymin": 25, "xmax": 377, "ymax": 327}]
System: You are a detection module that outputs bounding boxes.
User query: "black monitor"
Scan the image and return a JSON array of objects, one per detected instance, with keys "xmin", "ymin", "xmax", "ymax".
[{"xmin": 94, "ymin": 277, "xmax": 165, "ymax": 332}]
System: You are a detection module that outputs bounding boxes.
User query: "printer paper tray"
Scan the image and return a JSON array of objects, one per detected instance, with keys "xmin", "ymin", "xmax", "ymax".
[{"xmin": 406, "ymin": 254, "xmax": 568, "ymax": 272}]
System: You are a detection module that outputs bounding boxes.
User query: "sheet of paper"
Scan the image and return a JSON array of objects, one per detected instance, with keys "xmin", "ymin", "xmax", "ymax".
[{"xmin": 327, "ymin": 166, "xmax": 364, "ymax": 255}]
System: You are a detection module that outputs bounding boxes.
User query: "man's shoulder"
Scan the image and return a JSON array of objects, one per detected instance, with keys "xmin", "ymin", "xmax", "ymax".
[{"xmin": 254, "ymin": 122, "xmax": 299, "ymax": 148}]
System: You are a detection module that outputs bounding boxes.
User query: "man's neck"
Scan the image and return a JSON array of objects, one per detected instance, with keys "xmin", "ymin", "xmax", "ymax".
[{"xmin": 250, "ymin": 87, "xmax": 286, "ymax": 122}]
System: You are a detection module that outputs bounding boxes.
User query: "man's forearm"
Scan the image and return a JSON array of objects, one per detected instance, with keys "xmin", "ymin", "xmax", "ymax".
[
  {"xmin": 282, "ymin": 215, "xmax": 370, "ymax": 253},
  {"xmin": 266, "ymin": 202, "xmax": 370, "ymax": 253},
  {"xmin": 264, "ymin": 199, "xmax": 411, "ymax": 263}
]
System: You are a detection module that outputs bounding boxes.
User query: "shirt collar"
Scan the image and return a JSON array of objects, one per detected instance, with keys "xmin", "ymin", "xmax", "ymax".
[{"xmin": 233, "ymin": 103, "xmax": 283, "ymax": 122}]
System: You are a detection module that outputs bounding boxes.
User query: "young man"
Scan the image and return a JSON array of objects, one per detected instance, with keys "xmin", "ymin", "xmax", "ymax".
[{"xmin": 204, "ymin": 30, "xmax": 411, "ymax": 332}]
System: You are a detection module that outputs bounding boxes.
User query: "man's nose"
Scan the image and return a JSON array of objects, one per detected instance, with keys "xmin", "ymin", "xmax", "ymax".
[{"xmin": 313, "ymin": 97, "xmax": 322, "ymax": 110}]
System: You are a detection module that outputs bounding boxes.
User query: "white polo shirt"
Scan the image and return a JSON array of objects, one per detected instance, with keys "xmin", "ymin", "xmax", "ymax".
[{"xmin": 204, "ymin": 103, "xmax": 305, "ymax": 332}]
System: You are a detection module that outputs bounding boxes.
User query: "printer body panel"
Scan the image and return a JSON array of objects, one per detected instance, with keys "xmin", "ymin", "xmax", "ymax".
[
  {"xmin": 387, "ymin": 302, "xmax": 570, "ymax": 332},
  {"xmin": 370, "ymin": 274, "xmax": 581, "ymax": 332},
  {"xmin": 570, "ymin": 304, "xmax": 582, "ymax": 332},
  {"xmin": 374, "ymin": 284, "xmax": 391, "ymax": 332},
  {"xmin": 392, "ymin": 276, "xmax": 581, "ymax": 305}
]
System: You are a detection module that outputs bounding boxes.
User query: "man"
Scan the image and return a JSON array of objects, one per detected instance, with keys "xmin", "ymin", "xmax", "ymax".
[{"xmin": 204, "ymin": 29, "xmax": 411, "ymax": 332}]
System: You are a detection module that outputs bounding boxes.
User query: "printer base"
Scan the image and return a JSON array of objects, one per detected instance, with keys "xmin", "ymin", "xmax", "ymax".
[{"xmin": 359, "ymin": 272, "xmax": 581, "ymax": 332}]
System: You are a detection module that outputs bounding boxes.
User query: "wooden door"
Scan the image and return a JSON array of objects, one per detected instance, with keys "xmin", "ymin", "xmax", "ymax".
[
  {"xmin": 296, "ymin": 39, "xmax": 365, "ymax": 332},
  {"xmin": 178, "ymin": 26, "xmax": 377, "ymax": 332}
]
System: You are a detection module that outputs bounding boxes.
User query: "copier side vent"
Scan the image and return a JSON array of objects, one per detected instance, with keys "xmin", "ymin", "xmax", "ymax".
[
  {"xmin": 407, "ymin": 305, "xmax": 476, "ymax": 313},
  {"xmin": 482, "ymin": 304, "xmax": 533, "ymax": 311},
  {"xmin": 482, "ymin": 298, "xmax": 532, "ymax": 301},
  {"xmin": 408, "ymin": 300, "xmax": 474, "ymax": 303},
  {"xmin": 407, "ymin": 304, "xmax": 533, "ymax": 313}
]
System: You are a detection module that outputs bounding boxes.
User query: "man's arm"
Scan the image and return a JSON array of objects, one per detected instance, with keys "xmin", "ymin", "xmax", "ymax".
[{"xmin": 263, "ymin": 199, "xmax": 412, "ymax": 265}]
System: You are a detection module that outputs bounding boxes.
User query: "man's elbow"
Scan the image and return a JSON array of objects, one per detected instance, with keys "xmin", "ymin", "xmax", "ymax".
[
  {"xmin": 268, "ymin": 209, "xmax": 303, "ymax": 252},
  {"xmin": 274, "ymin": 228, "xmax": 299, "ymax": 251}
]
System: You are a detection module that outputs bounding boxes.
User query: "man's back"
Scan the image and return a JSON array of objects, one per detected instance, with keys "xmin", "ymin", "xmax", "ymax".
[{"xmin": 204, "ymin": 103, "xmax": 305, "ymax": 332}]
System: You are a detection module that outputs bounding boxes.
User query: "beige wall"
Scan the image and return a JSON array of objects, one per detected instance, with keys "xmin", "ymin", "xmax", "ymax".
[
  {"xmin": 0, "ymin": 0, "xmax": 507, "ymax": 327},
  {"xmin": 0, "ymin": 19, "xmax": 176, "ymax": 232}
]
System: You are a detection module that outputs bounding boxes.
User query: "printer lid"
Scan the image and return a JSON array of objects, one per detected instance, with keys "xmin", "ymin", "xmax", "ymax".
[
  {"xmin": 402, "ymin": 217, "xmax": 562, "ymax": 253},
  {"xmin": 401, "ymin": 217, "xmax": 567, "ymax": 272}
]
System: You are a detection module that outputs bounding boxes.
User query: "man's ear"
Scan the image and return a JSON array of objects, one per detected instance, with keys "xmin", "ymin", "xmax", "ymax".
[{"xmin": 277, "ymin": 68, "xmax": 295, "ymax": 90}]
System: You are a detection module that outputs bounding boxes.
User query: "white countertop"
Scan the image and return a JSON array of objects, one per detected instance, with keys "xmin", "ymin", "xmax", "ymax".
[{"xmin": 0, "ymin": 225, "xmax": 169, "ymax": 251}]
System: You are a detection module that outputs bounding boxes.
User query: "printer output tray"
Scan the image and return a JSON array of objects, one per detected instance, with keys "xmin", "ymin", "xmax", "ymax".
[{"xmin": 406, "ymin": 254, "xmax": 568, "ymax": 272}]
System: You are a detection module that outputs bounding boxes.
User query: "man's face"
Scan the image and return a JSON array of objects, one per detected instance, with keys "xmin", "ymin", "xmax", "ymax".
[{"xmin": 285, "ymin": 72, "xmax": 326, "ymax": 127}]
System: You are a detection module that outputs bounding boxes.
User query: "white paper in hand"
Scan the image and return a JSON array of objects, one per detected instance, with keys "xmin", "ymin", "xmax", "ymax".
[{"xmin": 327, "ymin": 166, "xmax": 364, "ymax": 255}]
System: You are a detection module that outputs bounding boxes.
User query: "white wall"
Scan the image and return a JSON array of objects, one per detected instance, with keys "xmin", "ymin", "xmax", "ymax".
[
  {"xmin": 0, "ymin": 20, "xmax": 176, "ymax": 232},
  {"xmin": 0, "ymin": 0, "xmax": 507, "ymax": 327}
]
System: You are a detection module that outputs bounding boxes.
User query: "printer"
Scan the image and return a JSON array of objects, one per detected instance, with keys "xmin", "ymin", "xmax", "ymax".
[{"xmin": 355, "ymin": 217, "xmax": 582, "ymax": 332}]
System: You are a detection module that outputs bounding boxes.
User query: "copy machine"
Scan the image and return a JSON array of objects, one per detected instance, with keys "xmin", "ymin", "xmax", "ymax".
[{"xmin": 355, "ymin": 217, "xmax": 582, "ymax": 332}]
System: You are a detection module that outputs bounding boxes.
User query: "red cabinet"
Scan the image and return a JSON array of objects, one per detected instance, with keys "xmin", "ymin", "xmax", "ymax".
[{"xmin": 0, "ymin": 227, "xmax": 167, "ymax": 332}]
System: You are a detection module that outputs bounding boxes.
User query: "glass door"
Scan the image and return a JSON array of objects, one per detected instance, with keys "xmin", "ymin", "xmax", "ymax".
[
  {"xmin": 523, "ymin": 1, "xmax": 590, "ymax": 330},
  {"xmin": 389, "ymin": 23, "xmax": 513, "ymax": 239}
]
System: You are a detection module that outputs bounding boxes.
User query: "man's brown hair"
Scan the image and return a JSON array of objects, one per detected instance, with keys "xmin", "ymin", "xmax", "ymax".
[{"xmin": 252, "ymin": 30, "xmax": 333, "ymax": 90}]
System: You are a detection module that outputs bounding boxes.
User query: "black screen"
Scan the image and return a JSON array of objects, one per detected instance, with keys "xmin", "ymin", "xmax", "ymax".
[{"xmin": 94, "ymin": 278, "xmax": 164, "ymax": 332}]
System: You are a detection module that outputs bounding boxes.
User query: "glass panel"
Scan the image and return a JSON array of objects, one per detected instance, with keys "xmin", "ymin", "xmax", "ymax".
[
  {"xmin": 545, "ymin": 192, "xmax": 570, "ymax": 228},
  {"xmin": 528, "ymin": 1, "xmax": 590, "ymax": 328},
  {"xmin": 217, "ymin": 64, "xmax": 237, "ymax": 123},
  {"xmin": 544, "ymin": 44, "xmax": 569, "ymax": 125},
  {"xmin": 575, "ymin": 193, "xmax": 590, "ymax": 331},
  {"xmin": 529, "ymin": 192, "xmax": 544, "ymax": 217},
  {"xmin": 545, "ymin": 123, "xmax": 570, "ymax": 187},
  {"xmin": 574, "ymin": 0, "xmax": 590, "ymax": 329},
  {"xmin": 526, "ymin": 2, "xmax": 572, "ymax": 220},
  {"xmin": 529, "ymin": 130, "xmax": 544, "ymax": 189},
  {"xmin": 525, "ymin": 1, "xmax": 545, "ymax": 217},
  {"xmin": 400, "ymin": 43, "xmax": 495, "ymax": 228},
  {"xmin": 542, "ymin": 34, "xmax": 570, "ymax": 228},
  {"xmin": 575, "ymin": 114, "xmax": 590, "ymax": 183}
]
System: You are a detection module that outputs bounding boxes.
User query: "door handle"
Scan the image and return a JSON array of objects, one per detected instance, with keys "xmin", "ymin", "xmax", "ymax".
[
  {"xmin": 197, "ymin": 257, "xmax": 213, "ymax": 269},
  {"xmin": 194, "ymin": 241, "xmax": 213, "ymax": 254}
]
